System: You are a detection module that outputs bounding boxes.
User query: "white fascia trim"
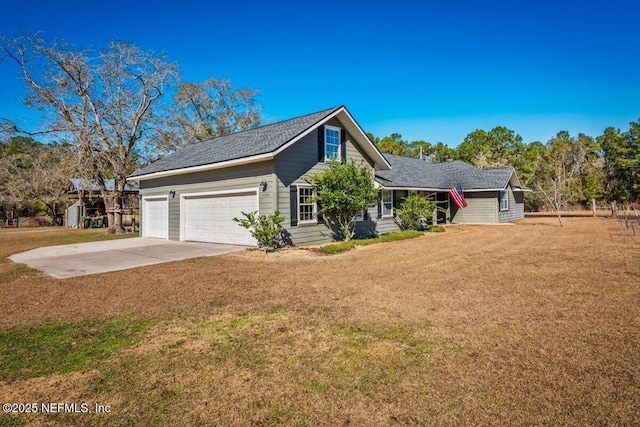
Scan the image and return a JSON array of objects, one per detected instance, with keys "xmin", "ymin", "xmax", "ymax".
[
  {"xmin": 270, "ymin": 108, "xmax": 347, "ymax": 158},
  {"xmin": 465, "ymin": 188, "xmax": 507, "ymax": 193},
  {"xmin": 129, "ymin": 153, "xmax": 273, "ymax": 181},
  {"xmin": 179, "ymin": 187, "xmax": 260, "ymax": 242},
  {"xmin": 379, "ymin": 186, "xmax": 447, "ymax": 192},
  {"xmin": 339, "ymin": 107, "xmax": 392, "ymax": 170},
  {"xmin": 508, "ymin": 169, "xmax": 523, "ymax": 188},
  {"xmin": 270, "ymin": 106, "xmax": 391, "ymax": 170},
  {"xmin": 378, "ymin": 186, "xmax": 515, "ymax": 193}
]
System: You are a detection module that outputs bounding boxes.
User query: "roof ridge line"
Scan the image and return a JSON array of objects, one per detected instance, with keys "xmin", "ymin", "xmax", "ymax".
[{"xmin": 194, "ymin": 105, "xmax": 343, "ymax": 145}]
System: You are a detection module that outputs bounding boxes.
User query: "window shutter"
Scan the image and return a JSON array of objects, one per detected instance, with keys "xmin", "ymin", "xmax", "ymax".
[
  {"xmin": 340, "ymin": 129, "xmax": 347, "ymax": 161},
  {"xmin": 318, "ymin": 125, "xmax": 325, "ymax": 162},
  {"xmin": 377, "ymin": 191, "xmax": 383, "ymax": 219},
  {"xmin": 363, "ymin": 209, "xmax": 369, "ymax": 221},
  {"xmin": 290, "ymin": 185, "xmax": 298, "ymax": 226}
]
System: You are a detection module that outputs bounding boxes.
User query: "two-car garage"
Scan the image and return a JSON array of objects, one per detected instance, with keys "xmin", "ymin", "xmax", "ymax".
[{"xmin": 141, "ymin": 190, "xmax": 258, "ymax": 246}]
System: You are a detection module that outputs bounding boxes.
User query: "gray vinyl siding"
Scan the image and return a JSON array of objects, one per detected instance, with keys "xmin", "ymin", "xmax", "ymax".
[
  {"xmin": 498, "ymin": 188, "xmax": 525, "ymax": 222},
  {"xmin": 375, "ymin": 217, "xmax": 400, "ymax": 234},
  {"xmin": 139, "ymin": 161, "xmax": 275, "ymax": 241},
  {"xmin": 372, "ymin": 189, "xmax": 404, "ymax": 234},
  {"xmin": 275, "ymin": 119, "xmax": 377, "ymax": 246},
  {"xmin": 353, "ymin": 206, "xmax": 380, "ymax": 238},
  {"xmin": 450, "ymin": 192, "xmax": 498, "ymax": 223}
]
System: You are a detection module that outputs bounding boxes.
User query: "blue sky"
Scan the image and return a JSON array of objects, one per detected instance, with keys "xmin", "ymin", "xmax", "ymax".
[{"xmin": 1, "ymin": 0, "xmax": 638, "ymax": 146}]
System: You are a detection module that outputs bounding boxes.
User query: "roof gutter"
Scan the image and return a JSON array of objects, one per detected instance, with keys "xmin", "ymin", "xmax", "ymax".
[
  {"xmin": 377, "ymin": 186, "xmax": 520, "ymax": 193},
  {"xmin": 376, "ymin": 185, "xmax": 533, "ymax": 193}
]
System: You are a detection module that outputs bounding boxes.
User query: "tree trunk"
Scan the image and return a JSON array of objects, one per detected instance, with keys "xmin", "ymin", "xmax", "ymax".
[
  {"xmin": 106, "ymin": 179, "xmax": 127, "ymax": 234},
  {"xmin": 556, "ymin": 209, "xmax": 563, "ymax": 227},
  {"xmin": 107, "ymin": 192, "xmax": 126, "ymax": 234}
]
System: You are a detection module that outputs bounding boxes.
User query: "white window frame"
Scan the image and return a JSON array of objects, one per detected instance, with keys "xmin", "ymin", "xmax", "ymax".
[
  {"xmin": 298, "ymin": 186, "xmax": 317, "ymax": 224},
  {"xmin": 499, "ymin": 190, "xmax": 509, "ymax": 211},
  {"xmin": 324, "ymin": 125, "xmax": 341, "ymax": 162},
  {"xmin": 382, "ymin": 190, "xmax": 393, "ymax": 217}
]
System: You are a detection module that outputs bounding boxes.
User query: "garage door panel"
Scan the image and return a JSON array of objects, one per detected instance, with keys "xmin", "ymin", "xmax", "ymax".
[
  {"xmin": 143, "ymin": 197, "xmax": 168, "ymax": 239},
  {"xmin": 183, "ymin": 192, "xmax": 257, "ymax": 246}
]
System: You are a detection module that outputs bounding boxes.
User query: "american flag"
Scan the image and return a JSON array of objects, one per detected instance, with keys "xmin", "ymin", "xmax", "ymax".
[{"xmin": 449, "ymin": 183, "xmax": 467, "ymax": 209}]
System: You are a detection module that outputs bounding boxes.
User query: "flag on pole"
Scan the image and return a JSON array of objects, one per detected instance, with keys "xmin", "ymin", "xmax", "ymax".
[{"xmin": 449, "ymin": 183, "xmax": 467, "ymax": 209}]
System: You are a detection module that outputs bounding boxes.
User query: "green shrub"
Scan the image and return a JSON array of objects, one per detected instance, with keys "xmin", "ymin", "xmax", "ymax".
[
  {"xmin": 378, "ymin": 230, "xmax": 424, "ymax": 241},
  {"xmin": 322, "ymin": 241, "xmax": 356, "ymax": 254},
  {"xmin": 320, "ymin": 230, "xmax": 423, "ymax": 254},
  {"xmin": 395, "ymin": 194, "xmax": 435, "ymax": 230},
  {"xmin": 427, "ymin": 225, "xmax": 446, "ymax": 232},
  {"xmin": 233, "ymin": 211, "xmax": 286, "ymax": 250}
]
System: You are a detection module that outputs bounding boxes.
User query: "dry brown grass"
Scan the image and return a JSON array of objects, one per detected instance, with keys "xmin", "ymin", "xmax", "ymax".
[{"xmin": 1, "ymin": 218, "xmax": 639, "ymax": 426}]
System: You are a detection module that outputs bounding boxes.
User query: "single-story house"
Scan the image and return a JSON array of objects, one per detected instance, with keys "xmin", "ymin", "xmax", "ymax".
[
  {"xmin": 375, "ymin": 153, "xmax": 528, "ymax": 225},
  {"xmin": 128, "ymin": 106, "xmax": 526, "ymax": 246}
]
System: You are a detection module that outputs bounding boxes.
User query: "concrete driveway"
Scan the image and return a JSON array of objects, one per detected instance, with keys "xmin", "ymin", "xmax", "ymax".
[{"xmin": 9, "ymin": 238, "xmax": 248, "ymax": 279}]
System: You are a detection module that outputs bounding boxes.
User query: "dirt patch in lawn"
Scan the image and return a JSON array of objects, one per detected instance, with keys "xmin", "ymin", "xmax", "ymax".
[{"xmin": 1, "ymin": 218, "xmax": 639, "ymax": 425}]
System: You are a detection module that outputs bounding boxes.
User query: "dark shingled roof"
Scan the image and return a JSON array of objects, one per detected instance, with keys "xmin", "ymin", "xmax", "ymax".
[
  {"xmin": 130, "ymin": 106, "xmax": 343, "ymax": 178},
  {"xmin": 375, "ymin": 153, "xmax": 514, "ymax": 191}
]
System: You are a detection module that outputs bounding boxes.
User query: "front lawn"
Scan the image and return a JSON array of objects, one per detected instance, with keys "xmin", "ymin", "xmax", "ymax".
[{"xmin": 0, "ymin": 218, "xmax": 638, "ymax": 425}]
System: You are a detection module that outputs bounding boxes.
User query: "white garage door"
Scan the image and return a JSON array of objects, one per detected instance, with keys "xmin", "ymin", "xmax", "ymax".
[
  {"xmin": 183, "ymin": 191, "xmax": 257, "ymax": 246},
  {"xmin": 142, "ymin": 197, "xmax": 168, "ymax": 239}
]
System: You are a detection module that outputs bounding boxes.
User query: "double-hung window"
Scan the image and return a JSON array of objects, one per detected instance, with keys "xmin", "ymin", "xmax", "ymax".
[
  {"xmin": 324, "ymin": 125, "xmax": 341, "ymax": 161},
  {"xmin": 499, "ymin": 190, "xmax": 509, "ymax": 211},
  {"xmin": 382, "ymin": 190, "xmax": 393, "ymax": 217},
  {"xmin": 298, "ymin": 186, "xmax": 317, "ymax": 223}
]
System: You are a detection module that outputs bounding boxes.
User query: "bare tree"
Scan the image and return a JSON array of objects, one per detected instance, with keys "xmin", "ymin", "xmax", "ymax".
[
  {"xmin": 0, "ymin": 140, "xmax": 75, "ymax": 223},
  {"xmin": 157, "ymin": 77, "xmax": 261, "ymax": 153},
  {"xmin": 0, "ymin": 154, "xmax": 30, "ymax": 214},
  {"xmin": 1, "ymin": 35, "xmax": 179, "ymax": 233},
  {"xmin": 533, "ymin": 131, "xmax": 592, "ymax": 226}
]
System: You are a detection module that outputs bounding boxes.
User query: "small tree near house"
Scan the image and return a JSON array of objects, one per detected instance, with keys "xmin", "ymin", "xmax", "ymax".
[
  {"xmin": 233, "ymin": 211, "xmax": 285, "ymax": 250},
  {"xmin": 307, "ymin": 160, "xmax": 378, "ymax": 242},
  {"xmin": 395, "ymin": 192, "xmax": 441, "ymax": 231}
]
